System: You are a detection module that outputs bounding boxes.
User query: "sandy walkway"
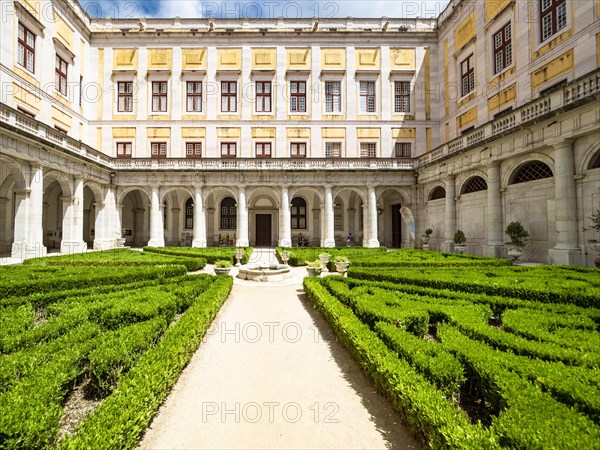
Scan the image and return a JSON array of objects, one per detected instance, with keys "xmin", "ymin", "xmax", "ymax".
[{"xmin": 138, "ymin": 249, "xmax": 421, "ymax": 449}]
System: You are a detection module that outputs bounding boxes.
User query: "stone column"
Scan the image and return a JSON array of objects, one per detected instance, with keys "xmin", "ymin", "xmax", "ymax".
[
  {"xmin": 0, "ymin": 197, "xmax": 10, "ymax": 254},
  {"xmin": 549, "ymin": 140, "xmax": 583, "ymax": 265},
  {"xmin": 12, "ymin": 164, "xmax": 46, "ymax": 258},
  {"xmin": 362, "ymin": 203, "xmax": 369, "ymax": 246},
  {"xmin": 323, "ymin": 185, "xmax": 335, "ymax": 247},
  {"xmin": 443, "ymin": 174, "xmax": 456, "ymax": 252},
  {"xmin": 237, "ymin": 185, "xmax": 249, "ymax": 247},
  {"xmin": 148, "ymin": 184, "xmax": 165, "ymax": 247},
  {"xmin": 484, "ymin": 161, "xmax": 504, "ymax": 257},
  {"xmin": 61, "ymin": 176, "xmax": 86, "ymax": 254},
  {"xmin": 192, "ymin": 185, "xmax": 207, "ymax": 247},
  {"xmin": 367, "ymin": 185, "xmax": 380, "ymax": 248},
  {"xmin": 279, "ymin": 185, "xmax": 292, "ymax": 247}
]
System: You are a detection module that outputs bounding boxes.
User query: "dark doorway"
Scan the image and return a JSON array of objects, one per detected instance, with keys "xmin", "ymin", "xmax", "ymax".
[
  {"xmin": 255, "ymin": 214, "xmax": 272, "ymax": 247},
  {"xmin": 392, "ymin": 204, "xmax": 402, "ymax": 248}
]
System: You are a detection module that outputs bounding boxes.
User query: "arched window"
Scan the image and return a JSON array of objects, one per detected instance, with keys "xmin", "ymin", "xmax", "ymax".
[
  {"xmin": 291, "ymin": 197, "xmax": 307, "ymax": 229},
  {"xmin": 429, "ymin": 186, "xmax": 446, "ymax": 201},
  {"xmin": 461, "ymin": 176, "xmax": 488, "ymax": 194},
  {"xmin": 220, "ymin": 197, "xmax": 236, "ymax": 230},
  {"xmin": 185, "ymin": 198, "xmax": 193, "ymax": 229},
  {"xmin": 510, "ymin": 161, "xmax": 554, "ymax": 184},
  {"xmin": 588, "ymin": 150, "xmax": 600, "ymax": 170}
]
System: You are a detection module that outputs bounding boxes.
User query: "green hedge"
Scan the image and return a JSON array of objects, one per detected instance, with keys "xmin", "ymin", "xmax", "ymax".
[
  {"xmin": 276, "ymin": 246, "xmax": 386, "ymax": 266},
  {"xmin": 351, "ymin": 249, "xmax": 512, "ymax": 268},
  {"xmin": 144, "ymin": 246, "xmax": 252, "ymax": 264}
]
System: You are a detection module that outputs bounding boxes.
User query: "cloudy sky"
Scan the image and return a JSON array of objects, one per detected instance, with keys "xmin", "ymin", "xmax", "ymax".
[{"xmin": 79, "ymin": 0, "xmax": 451, "ymax": 19}]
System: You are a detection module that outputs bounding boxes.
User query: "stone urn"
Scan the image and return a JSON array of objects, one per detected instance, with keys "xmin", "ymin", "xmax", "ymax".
[
  {"xmin": 319, "ymin": 253, "xmax": 331, "ymax": 272},
  {"xmin": 454, "ymin": 244, "xmax": 466, "ymax": 254},
  {"xmin": 335, "ymin": 261, "xmax": 350, "ymax": 276},
  {"xmin": 306, "ymin": 266, "xmax": 322, "ymax": 277},
  {"xmin": 281, "ymin": 251, "xmax": 290, "ymax": 265},
  {"xmin": 214, "ymin": 267, "xmax": 231, "ymax": 276},
  {"xmin": 506, "ymin": 244, "xmax": 524, "ymax": 263},
  {"xmin": 234, "ymin": 249, "xmax": 244, "ymax": 267}
]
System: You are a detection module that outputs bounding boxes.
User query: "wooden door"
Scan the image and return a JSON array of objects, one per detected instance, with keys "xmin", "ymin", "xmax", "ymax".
[
  {"xmin": 255, "ymin": 214, "xmax": 272, "ymax": 247},
  {"xmin": 392, "ymin": 204, "xmax": 402, "ymax": 248}
]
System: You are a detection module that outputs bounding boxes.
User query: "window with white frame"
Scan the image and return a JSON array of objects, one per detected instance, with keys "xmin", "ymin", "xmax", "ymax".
[
  {"xmin": 255, "ymin": 142, "xmax": 272, "ymax": 158},
  {"xmin": 55, "ymin": 55, "xmax": 68, "ymax": 96},
  {"xmin": 360, "ymin": 142, "xmax": 377, "ymax": 158},
  {"xmin": 290, "ymin": 142, "xmax": 307, "ymax": 158},
  {"xmin": 18, "ymin": 23, "xmax": 35, "ymax": 73},
  {"xmin": 255, "ymin": 81, "xmax": 272, "ymax": 113},
  {"xmin": 290, "ymin": 81, "xmax": 306, "ymax": 113},
  {"xmin": 186, "ymin": 142, "xmax": 202, "ymax": 158},
  {"xmin": 291, "ymin": 197, "xmax": 307, "ymax": 229},
  {"xmin": 395, "ymin": 142, "xmax": 412, "ymax": 158},
  {"xmin": 221, "ymin": 142, "xmax": 237, "ymax": 158},
  {"xmin": 325, "ymin": 142, "xmax": 342, "ymax": 158},
  {"xmin": 116, "ymin": 142, "xmax": 132, "ymax": 158},
  {"xmin": 324, "ymin": 81, "xmax": 342, "ymax": 113},
  {"xmin": 359, "ymin": 81, "xmax": 376, "ymax": 113},
  {"xmin": 221, "ymin": 81, "xmax": 237, "ymax": 113},
  {"xmin": 394, "ymin": 81, "xmax": 411, "ymax": 113},
  {"xmin": 151, "ymin": 81, "xmax": 168, "ymax": 113},
  {"xmin": 540, "ymin": 0, "xmax": 567, "ymax": 42},
  {"xmin": 493, "ymin": 23, "xmax": 512, "ymax": 74},
  {"xmin": 460, "ymin": 54, "xmax": 475, "ymax": 97},
  {"xmin": 151, "ymin": 142, "xmax": 167, "ymax": 158},
  {"xmin": 186, "ymin": 81, "xmax": 202, "ymax": 112},
  {"xmin": 117, "ymin": 81, "xmax": 134, "ymax": 112}
]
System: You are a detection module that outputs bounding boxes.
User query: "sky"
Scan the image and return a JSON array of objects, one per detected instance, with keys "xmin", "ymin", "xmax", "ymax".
[{"xmin": 79, "ymin": 0, "xmax": 452, "ymax": 19}]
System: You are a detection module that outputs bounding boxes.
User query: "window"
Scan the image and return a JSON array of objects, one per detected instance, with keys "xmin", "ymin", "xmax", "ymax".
[
  {"xmin": 493, "ymin": 23, "xmax": 512, "ymax": 74},
  {"xmin": 291, "ymin": 197, "xmax": 307, "ymax": 229},
  {"xmin": 151, "ymin": 142, "xmax": 167, "ymax": 158},
  {"xmin": 428, "ymin": 186, "xmax": 446, "ymax": 201},
  {"xmin": 461, "ymin": 176, "xmax": 488, "ymax": 194},
  {"xmin": 511, "ymin": 161, "xmax": 553, "ymax": 184},
  {"xmin": 117, "ymin": 81, "xmax": 133, "ymax": 112},
  {"xmin": 334, "ymin": 203, "xmax": 343, "ymax": 231},
  {"xmin": 185, "ymin": 198, "xmax": 194, "ymax": 229},
  {"xmin": 116, "ymin": 142, "xmax": 132, "ymax": 158},
  {"xmin": 186, "ymin": 142, "xmax": 202, "ymax": 158},
  {"xmin": 220, "ymin": 197, "xmax": 236, "ymax": 229},
  {"xmin": 360, "ymin": 142, "xmax": 377, "ymax": 158},
  {"xmin": 541, "ymin": 0, "xmax": 567, "ymax": 42},
  {"xmin": 394, "ymin": 81, "xmax": 411, "ymax": 113},
  {"xmin": 151, "ymin": 81, "xmax": 168, "ymax": 112},
  {"xmin": 325, "ymin": 142, "xmax": 341, "ymax": 158},
  {"xmin": 17, "ymin": 107, "xmax": 35, "ymax": 118},
  {"xmin": 221, "ymin": 142, "xmax": 237, "ymax": 158},
  {"xmin": 186, "ymin": 81, "xmax": 202, "ymax": 112},
  {"xmin": 18, "ymin": 23, "xmax": 35, "ymax": 73},
  {"xmin": 55, "ymin": 55, "xmax": 68, "ymax": 96},
  {"xmin": 290, "ymin": 142, "xmax": 307, "ymax": 158},
  {"xmin": 359, "ymin": 81, "xmax": 376, "ymax": 113},
  {"xmin": 221, "ymin": 81, "xmax": 237, "ymax": 113},
  {"xmin": 325, "ymin": 81, "xmax": 341, "ymax": 113},
  {"xmin": 290, "ymin": 81, "xmax": 306, "ymax": 113},
  {"xmin": 395, "ymin": 142, "xmax": 412, "ymax": 158},
  {"xmin": 255, "ymin": 142, "xmax": 271, "ymax": 158},
  {"xmin": 255, "ymin": 81, "xmax": 272, "ymax": 113},
  {"xmin": 460, "ymin": 54, "xmax": 475, "ymax": 97}
]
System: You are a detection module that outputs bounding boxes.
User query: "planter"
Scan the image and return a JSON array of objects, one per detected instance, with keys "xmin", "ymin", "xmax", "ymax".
[
  {"xmin": 281, "ymin": 252, "xmax": 290, "ymax": 265},
  {"xmin": 319, "ymin": 254, "xmax": 331, "ymax": 272},
  {"xmin": 234, "ymin": 250, "xmax": 244, "ymax": 267},
  {"xmin": 589, "ymin": 242, "xmax": 600, "ymax": 268},
  {"xmin": 306, "ymin": 266, "xmax": 322, "ymax": 277},
  {"xmin": 506, "ymin": 244, "xmax": 524, "ymax": 263},
  {"xmin": 454, "ymin": 244, "xmax": 466, "ymax": 254},
  {"xmin": 335, "ymin": 261, "xmax": 350, "ymax": 276},
  {"xmin": 422, "ymin": 235, "xmax": 430, "ymax": 245},
  {"xmin": 214, "ymin": 267, "xmax": 231, "ymax": 276}
]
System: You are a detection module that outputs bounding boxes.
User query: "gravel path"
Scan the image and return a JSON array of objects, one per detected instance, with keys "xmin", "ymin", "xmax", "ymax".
[{"xmin": 138, "ymin": 249, "xmax": 421, "ymax": 449}]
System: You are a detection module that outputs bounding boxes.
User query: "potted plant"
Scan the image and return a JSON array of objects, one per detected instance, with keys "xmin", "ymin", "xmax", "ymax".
[
  {"xmin": 453, "ymin": 229, "xmax": 466, "ymax": 254},
  {"xmin": 505, "ymin": 221, "xmax": 529, "ymax": 263},
  {"xmin": 280, "ymin": 250, "xmax": 291, "ymax": 265},
  {"xmin": 234, "ymin": 247, "xmax": 245, "ymax": 266},
  {"xmin": 422, "ymin": 228, "xmax": 433, "ymax": 244},
  {"xmin": 319, "ymin": 253, "xmax": 331, "ymax": 272},
  {"xmin": 306, "ymin": 259, "xmax": 322, "ymax": 277},
  {"xmin": 586, "ymin": 210, "xmax": 600, "ymax": 267},
  {"xmin": 334, "ymin": 255, "xmax": 350, "ymax": 276},
  {"xmin": 214, "ymin": 259, "xmax": 233, "ymax": 276}
]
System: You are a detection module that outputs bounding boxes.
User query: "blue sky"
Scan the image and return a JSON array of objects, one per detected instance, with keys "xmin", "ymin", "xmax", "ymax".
[{"xmin": 80, "ymin": 0, "xmax": 451, "ymax": 19}]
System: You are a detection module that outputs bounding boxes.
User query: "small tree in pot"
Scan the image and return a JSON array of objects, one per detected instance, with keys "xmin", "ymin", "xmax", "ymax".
[
  {"xmin": 306, "ymin": 259, "xmax": 323, "ymax": 277},
  {"xmin": 453, "ymin": 229, "xmax": 466, "ymax": 254},
  {"xmin": 505, "ymin": 221, "xmax": 529, "ymax": 263},
  {"xmin": 334, "ymin": 255, "xmax": 350, "ymax": 276}
]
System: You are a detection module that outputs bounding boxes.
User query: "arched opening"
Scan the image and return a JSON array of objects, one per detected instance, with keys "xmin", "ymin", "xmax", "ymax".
[
  {"xmin": 428, "ymin": 186, "xmax": 446, "ymax": 201},
  {"xmin": 510, "ymin": 161, "xmax": 554, "ymax": 184},
  {"xmin": 121, "ymin": 190, "xmax": 149, "ymax": 247},
  {"xmin": 461, "ymin": 176, "xmax": 488, "ymax": 195},
  {"xmin": 220, "ymin": 197, "xmax": 236, "ymax": 230},
  {"xmin": 42, "ymin": 180, "xmax": 65, "ymax": 251},
  {"xmin": 0, "ymin": 174, "xmax": 16, "ymax": 256},
  {"xmin": 291, "ymin": 197, "xmax": 307, "ymax": 230},
  {"xmin": 82, "ymin": 185, "xmax": 98, "ymax": 249},
  {"xmin": 587, "ymin": 150, "xmax": 600, "ymax": 170},
  {"xmin": 185, "ymin": 198, "xmax": 194, "ymax": 230}
]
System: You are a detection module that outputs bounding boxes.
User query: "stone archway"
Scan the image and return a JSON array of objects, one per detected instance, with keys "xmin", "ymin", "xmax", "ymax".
[{"xmin": 121, "ymin": 189, "xmax": 150, "ymax": 247}]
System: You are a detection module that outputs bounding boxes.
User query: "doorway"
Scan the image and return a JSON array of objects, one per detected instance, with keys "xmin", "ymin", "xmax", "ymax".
[
  {"xmin": 391, "ymin": 204, "xmax": 402, "ymax": 248},
  {"xmin": 255, "ymin": 214, "xmax": 272, "ymax": 247}
]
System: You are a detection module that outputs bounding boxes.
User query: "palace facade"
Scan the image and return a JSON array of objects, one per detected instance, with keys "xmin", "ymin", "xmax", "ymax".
[{"xmin": 1, "ymin": 0, "xmax": 599, "ymax": 265}]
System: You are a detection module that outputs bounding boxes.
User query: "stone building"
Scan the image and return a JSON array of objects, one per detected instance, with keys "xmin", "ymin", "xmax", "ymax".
[{"xmin": 1, "ymin": 0, "xmax": 599, "ymax": 265}]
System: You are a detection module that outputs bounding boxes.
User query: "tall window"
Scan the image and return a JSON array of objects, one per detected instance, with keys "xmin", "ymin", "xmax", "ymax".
[
  {"xmin": 221, "ymin": 142, "xmax": 237, "ymax": 158},
  {"xmin": 541, "ymin": 0, "xmax": 567, "ymax": 42},
  {"xmin": 334, "ymin": 203, "xmax": 343, "ymax": 231},
  {"xmin": 55, "ymin": 55, "xmax": 68, "ymax": 96},
  {"xmin": 221, "ymin": 81, "xmax": 237, "ymax": 112},
  {"xmin": 117, "ymin": 81, "xmax": 133, "ymax": 112},
  {"xmin": 151, "ymin": 142, "xmax": 167, "ymax": 158},
  {"xmin": 493, "ymin": 23, "xmax": 512, "ymax": 74},
  {"xmin": 18, "ymin": 23, "xmax": 35, "ymax": 73},
  {"xmin": 255, "ymin": 81, "xmax": 272, "ymax": 112},
  {"xmin": 360, "ymin": 142, "xmax": 377, "ymax": 158},
  {"xmin": 290, "ymin": 142, "xmax": 306, "ymax": 158},
  {"xmin": 220, "ymin": 197, "xmax": 236, "ymax": 229},
  {"xmin": 359, "ymin": 81, "xmax": 376, "ymax": 113},
  {"xmin": 290, "ymin": 81, "xmax": 306, "ymax": 112},
  {"xmin": 186, "ymin": 142, "xmax": 202, "ymax": 158},
  {"xmin": 185, "ymin": 198, "xmax": 194, "ymax": 229},
  {"xmin": 460, "ymin": 54, "xmax": 475, "ymax": 97},
  {"xmin": 394, "ymin": 81, "xmax": 411, "ymax": 113},
  {"xmin": 255, "ymin": 142, "xmax": 272, "ymax": 158},
  {"xmin": 152, "ymin": 81, "xmax": 168, "ymax": 112},
  {"xmin": 116, "ymin": 142, "xmax": 132, "ymax": 158},
  {"xmin": 186, "ymin": 81, "xmax": 202, "ymax": 112},
  {"xmin": 325, "ymin": 142, "xmax": 341, "ymax": 158},
  {"xmin": 325, "ymin": 81, "xmax": 341, "ymax": 113},
  {"xmin": 395, "ymin": 142, "xmax": 412, "ymax": 158},
  {"xmin": 291, "ymin": 197, "xmax": 307, "ymax": 229}
]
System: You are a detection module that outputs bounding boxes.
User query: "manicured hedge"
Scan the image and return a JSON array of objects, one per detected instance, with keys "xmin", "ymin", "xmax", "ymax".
[
  {"xmin": 144, "ymin": 246, "xmax": 252, "ymax": 264},
  {"xmin": 351, "ymin": 248, "xmax": 513, "ymax": 268},
  {"xmin": 276, "ymin": 246, "xmax": 386, "ymax": 266}
]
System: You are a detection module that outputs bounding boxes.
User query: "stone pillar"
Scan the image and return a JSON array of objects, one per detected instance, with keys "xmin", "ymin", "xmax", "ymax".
[
  {"xmin": 0, "ymin": 197, "xmax": 10, "ymax": 254},
  {"xmin": 548, "ymin": 141, "xmax": 583, "ymax": 265},
  {"xmin": 362, "ymin": 203, "xmax": 369, "ymax": 246},
  {"xmin": 484, "ymin": 162, "xmax": 504, "ymax": 257},
  {"xmin": 367, "ymin": 185, "xmax": 380, "ymax": 248},
  {"xmin": 12, "ymin": 164, "xmax": 47, "ymax": 258},
  {"xmin": 94, "ymin": 185, "xmax": 120, "ymax": 249},
  {"xmin": 279, "ymin": 185, "xmax": 292, "ymax": 247},
  {"xmin": 443, "ymin": 174, "xmax": 456, "ymax": 252},
  {"xmin": 148, "ymin": 184, "xmax": 165, "ymax": 247},
  {"xmin": 237, "ymin": 185, "xmax": 249, "ymax": 247},
  {"xmin": 61, "ymin": 176, "xmax": 86, "ymax": 254},
  {"xmin": 323, "ymin": 185, "xmax": 335, "ymax": 247},
  {"xmin": 192, "ymin": 185, "xmax": 207, "ymax": 247}
]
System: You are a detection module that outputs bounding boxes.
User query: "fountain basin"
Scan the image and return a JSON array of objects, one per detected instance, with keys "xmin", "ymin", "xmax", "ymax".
[{"xmin": 237, "ymin": 264, "xmax": 291, "ymax": 282}]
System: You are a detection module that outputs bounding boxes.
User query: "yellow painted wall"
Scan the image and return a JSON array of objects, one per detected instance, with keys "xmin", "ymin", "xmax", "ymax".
[
  {"xmin": 424, "ymin": 48, "xmax": 431, "ymax": 120},
  {"xmin": 217, "ymin": 127, "xmax": 241, "ymax": 138},
  {"xmin": 148, "ymin": 49, "xmax": 173, "ymax": 69},
  {"xmin": 392, "ymin": 128, "xmax": 416, "ymax": 139},
  {"xmin": 217, "ymin": 48, "xmax": 242, "ymax": 70},
  {"xmin": 355, "ymin": 48, "xmax": 380, "ymax": 70},
  {"xmin": 96, "ymin": 127, "xmax": 102, "ymax": 150},
  {"xmin": 252, "ymin": 48, "xmax": 276, "ymax": 69},
  {"xmin": 455, "ymin": 12, "xmax": 476, "ymax": 52},
  {"xmin": 488, "ymin": 84, "xmax": 516, "ymax": 112},
  {"xmin": 97, "ymin": 49, "xmax": 104, "ymax": 120},
  {"xmin": 443, "ymin": 40, "xmax": 449, "ymax": 115},
  {"xmin": 485, "ymin": 0, "xmax": 512, "ymax": 22},
  {"xmin": 51, "ymin": 106, "xmax": 72, "ymax": 128},
  {"xmin": 286, "ymin": 48, "xmax": 311, "ymax": 69},
  {"xmin": 286, "ymin": 128, "xmax": 311, "ymax": 138},
  {"xmin": 252, "ymin": 127, "xmax": 276, "ymax": 138},
  {"xmin": 321, "ymin": 48, "xmax": 346, "ymax": 70},
  {"xmin": 357, "ymin": 128, "xmax": 381, "ymax": 139},
  {"xmin": 597, "ymin": 33, "xmax": 600, "ymax": 67},
  {"xmin": 531, "ymin": 49, "xmax": 574, "ymax": 89},
  {"xmin": 445, "ymin": 123, "xmax": 450, "ymax": 142},
  {"xmin": 146, "ymin": 127, "xmax": 171, "ymax": 138},
  {"xmin": 53, "ymin": 11, "xmax": 74, "ymax": 48},
  {"xmin": 20, "ymin": 0, "xmax": 42, "ymax": 21},
  {"xmin": 390, "ymin": 48, "xmax": 415, "ymax": 70},
  {"xmin": 182, "ymin": 48, "xmax": 207, "ymax": 69},
  {"xmin": 12, "ymin": 82, "xmax": 40, "ymax": 111},
  {"xmin": 113, "ymin": 49, "xmax": 138, "ymax": 69},
  {"xmin": 321, "ymin": 128, "xmax": 346, "ymax": 138},
  {"xmin": 426, "ymin": 128, "xmax": 432, "ymax": 151},
  {"xmin": 182, "ymin": 127, "xmax": 206, "ymax": 138},
  {"xmin": 112, "ymin": 127, "xmax": 136, "ymax": 138},
  {"xmin": 456, "ymin": 107, "xmax": 478, "ymax": 129}
]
